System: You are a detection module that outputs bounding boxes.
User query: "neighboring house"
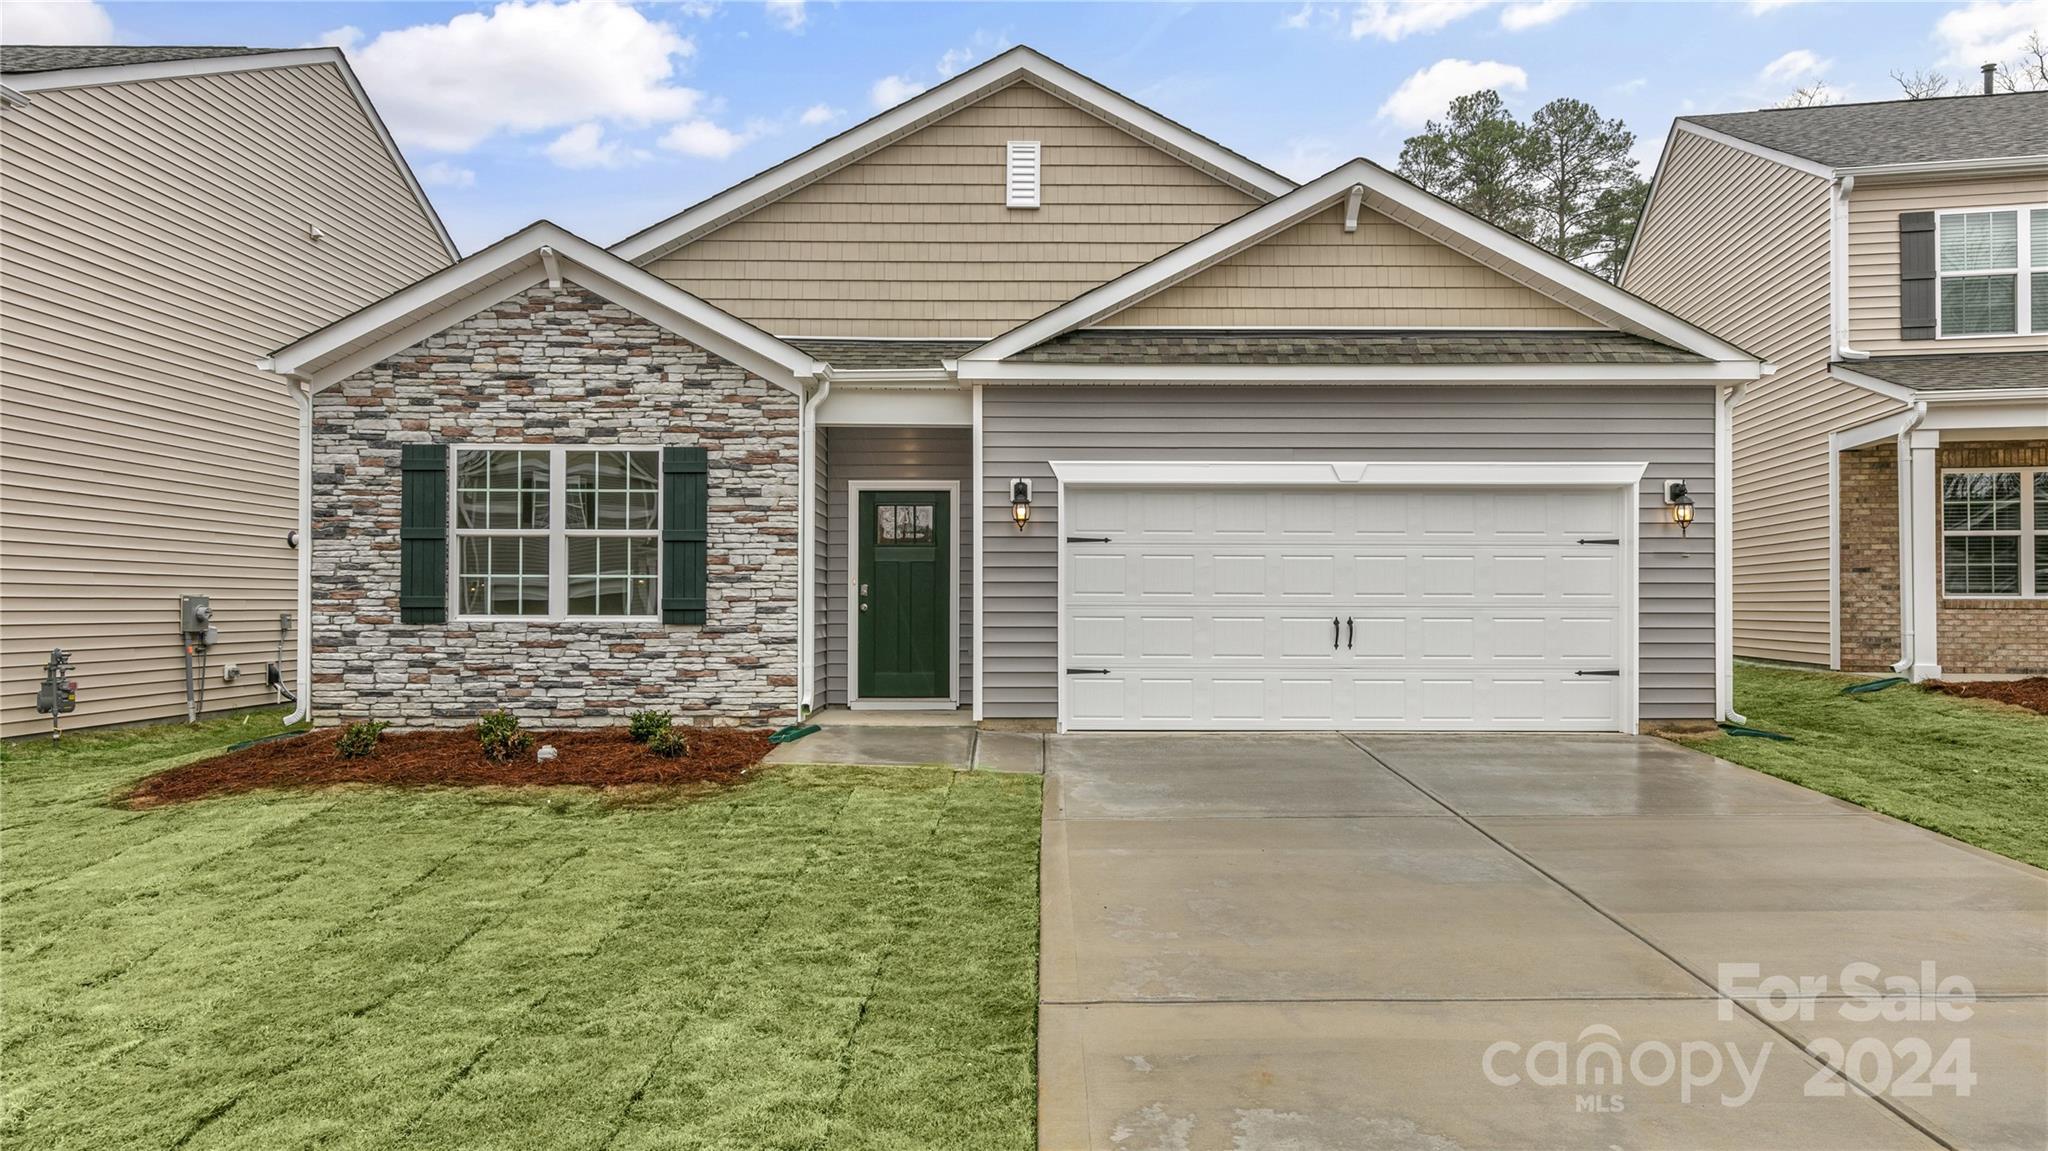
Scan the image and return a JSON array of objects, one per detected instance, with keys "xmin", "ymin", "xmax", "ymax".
[
  {"xmin": 1625, "ymin": 90, "xmax": 2047, "ymax": 681},
  {"xmin": 0, "ymin": 46, "xmax": 455, "ymax": 737},
  {"xmin": 269, "ymin": 47, "xmax": 1762, "ymax": 735}
]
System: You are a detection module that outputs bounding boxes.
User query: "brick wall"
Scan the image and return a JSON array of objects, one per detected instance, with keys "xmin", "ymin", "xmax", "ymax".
[
  {"xmin": 1934, "ymin": 439, "xmax": 2048, "ymax": 675},
  {"xmin": 311, "ymin": 282, "xmax": 800, "ymax": 727},
  {"xmin": 1838, "ymin": 443, "xmax": 1900, "ymax": 671}
]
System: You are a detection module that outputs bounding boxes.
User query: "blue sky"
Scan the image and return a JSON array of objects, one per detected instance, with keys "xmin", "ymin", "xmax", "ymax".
[{"xmin": 10, "ymin": 1, "xmax": 2043, "ymax": 252}]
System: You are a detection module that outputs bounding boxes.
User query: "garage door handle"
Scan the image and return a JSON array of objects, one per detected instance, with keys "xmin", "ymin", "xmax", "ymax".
[
  {"xmin": 1065, "ymin": 536, "xmax": 1111, "ymax": 543},
  {"xmin": 1577, "ymin": 537, "xmax": 1621, "ymax": 546},
  {"xmin": 1575, "ymin": 669, "xmax": 1622, "ymax": 677},
  {"xmin": 1346, "ymin": 616, "xmax": 1354, "ymax": 649},
  {"xmin": 1333, "ymin": 617, "xmax": 1341, "ymax": 649},
  {"xmin": 1065, "ymin": 667, "xmax": 1111, "ymax": 675}
]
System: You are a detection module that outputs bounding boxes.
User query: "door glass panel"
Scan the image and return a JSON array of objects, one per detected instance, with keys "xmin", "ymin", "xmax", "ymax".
[{"xmin": 877, "ymin": 503, "xmax": 935, "ymax": 544}]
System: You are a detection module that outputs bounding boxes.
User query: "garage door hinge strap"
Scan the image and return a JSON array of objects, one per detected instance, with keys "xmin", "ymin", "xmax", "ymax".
[
  {"xmin": 1575, "ymin": 669, "xmax": 1622, "ymax": 676},
  {"xmin": 1065, "ymin": 667, "xmax": 1111, "ymax": 675},
  {"xmin": 1065, "ymin": 536, "xmax": 1112, "ymax": 543},
  {"xmin": 1577, "ymin": 537, "xmax": 1621, "ymax": 545}
]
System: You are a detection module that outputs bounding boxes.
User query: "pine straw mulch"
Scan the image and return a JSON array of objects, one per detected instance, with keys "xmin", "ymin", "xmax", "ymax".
[
  {"xmin": 122, "ymin": 726, "xmax": 774, "ymax": 808},
  {"xmin": 1924, "ymin": 677, "xmax": 2048, "ymax": 716}
]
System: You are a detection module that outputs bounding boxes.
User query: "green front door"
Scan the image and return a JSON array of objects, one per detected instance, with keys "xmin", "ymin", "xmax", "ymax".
[{"xmin": 857, "ymin": 490, "xmax": 950, "ymax": 699}]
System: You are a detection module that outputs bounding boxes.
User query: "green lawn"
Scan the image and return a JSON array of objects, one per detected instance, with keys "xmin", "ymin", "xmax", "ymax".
[
  {"xmin": 1666, "ymin": 665, "xmax": 2048, "ymax": 869},
  {"xmin": 0, "ymin": 713, "xmax": 1041, "ymax": 1151}
]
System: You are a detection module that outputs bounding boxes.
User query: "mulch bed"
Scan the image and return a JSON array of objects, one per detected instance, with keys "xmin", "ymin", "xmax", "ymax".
[
  {"xmin": 1925, "ymin": 677, "xmax": 2048, "ymax": 716},
  {"xmin": 123, "ymin": 726, "xmax": 774, "ymax": 807}
]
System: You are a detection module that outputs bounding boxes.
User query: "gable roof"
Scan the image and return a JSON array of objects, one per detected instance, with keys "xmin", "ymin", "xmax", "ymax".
[
  {"xmin": 610, "ymin": 45, "xmax": 1294, "ymax": 264},
  {"xmin": 1, "ymin": 46, "xmax": 457, "ymax": 261},
  {"xmin": 1834, "ymin": 352, "xmax": 2048, "ymax": 398},
  {"xmin": 1681, "ymin": 91, "xmax": 2048, "ymax": 171},
  {"xmin": 960, "ymin": 158, "xmax": 1762, "ymax": 378},
  {"xmin": 265, "ymin": 221, "xmax": 826, "ymax": 395},
  {"xmin": 0, "ymin": 45, "xmax": 278, "ymax": 73}
]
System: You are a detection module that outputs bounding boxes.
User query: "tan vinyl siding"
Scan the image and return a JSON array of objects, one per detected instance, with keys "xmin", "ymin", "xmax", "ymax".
[
  {"xmin": 979, "ymin": 384, "xmax": 1719, "ymax": 723},
  {"xmin": 1623, "ymin": 128, "xmax": 1889, "ymax": 666},
  {"xmin": 1848, "ymin": 171, "xmax": 2048, "ymax": 354},
  {"xmin": 1098, "ymin": 204, "xmax": 1600, "ymax": 329},
  {"xmin": 645, "ymin": 81, "xmax": 1260, "ymax": 338},
  {"xmin": 0, "ymin": 62, "xmax": 450, "ymax": 737}
]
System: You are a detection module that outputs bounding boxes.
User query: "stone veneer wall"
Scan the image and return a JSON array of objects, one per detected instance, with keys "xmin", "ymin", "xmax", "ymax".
[
  {"xmin": 1837, "ymin": 443, "xmax": 1901, "ymax": 672},
  {"xmin": 1934, "ymin": 439, "xmax": 2048, "ymax": 675},
  {"xmin": 1839, "ymin": 438, "xmax": 2048, "ymax": 675},
  {"xmin": 311, "ymin": 281, "xmax": 800, "ymax": 726}
]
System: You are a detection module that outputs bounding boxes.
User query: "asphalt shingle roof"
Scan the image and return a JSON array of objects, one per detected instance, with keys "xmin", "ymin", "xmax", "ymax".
[
  {"xmin": 1010, "ymin": 328, "xmax": 1708, "ymax": 366},
  {"xmin": 1837, "ymin": 352, "xmax": 2048, "ymax": 393},
  {"xmin": 784, "ymin": 338, "xmax": 983, "ymax": 371},
  {"xmin": 1683, "ymin": 91, "xmax": 2048, "ymax": 168},
  {"xmin": 0, "ymin": 45, "xmax": 276, "ymax": 75}
]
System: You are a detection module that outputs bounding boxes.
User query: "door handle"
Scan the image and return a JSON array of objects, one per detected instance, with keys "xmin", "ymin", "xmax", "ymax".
[
  {"xmin": 1346, "ymin": 616, "xmax": 1354, "ymax": 649},
  {"xmin": 859, "ymin": 604, "xmax": 869, "ymax": 613},
  {"xmin": 1333, "ymin": 617, "xmax": 1341, "ymax": 649}
]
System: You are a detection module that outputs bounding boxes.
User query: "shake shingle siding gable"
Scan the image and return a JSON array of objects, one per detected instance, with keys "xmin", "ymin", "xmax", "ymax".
[
  {"xmin": 1683, "ymin": 91, "xmax": 2048, "ymax": 168},
  {"xmin": 1012, "ymin": 329, "xmax": 1706, "ymax": 366}
]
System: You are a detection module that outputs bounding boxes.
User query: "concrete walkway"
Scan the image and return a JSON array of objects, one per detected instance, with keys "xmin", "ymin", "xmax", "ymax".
[
  {"xmin": 1039, "ymin": 733, "xmax": 2048, "ymax": 1151},
  {"xmin": 762, "ymin": 723, "xmax": 1045, "ymax": 773}
]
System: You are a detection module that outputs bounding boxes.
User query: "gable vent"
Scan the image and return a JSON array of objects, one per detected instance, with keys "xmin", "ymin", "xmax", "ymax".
[{"xmin": 1006, "ymin": 140, "xmax": 1041, "ymax": 209}]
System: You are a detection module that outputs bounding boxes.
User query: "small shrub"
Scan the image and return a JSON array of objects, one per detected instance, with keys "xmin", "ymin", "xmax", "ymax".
[
  {"xmin": 335, "ymin": 720, "xmax": 388, "ymax": 760},
  {"xmin": 627, "ymin": 709, "xmax": 673, "ymax": 744},
  {"xmin": 476, "ymin": 710, "xmax": 533, "ymax": 763},
  {"xmin": 646, "ymin": 726, "xmax": 689, "ymax": 759}
]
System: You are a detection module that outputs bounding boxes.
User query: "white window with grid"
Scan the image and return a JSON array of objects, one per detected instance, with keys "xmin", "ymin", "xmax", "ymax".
[
  {"xmin": 453, "ymin": 446, "xmax": 661, "ymax": 620},
  {"xmin": 1940, "ymin": 468, "xmax": 2047, "ymax": 599},
  {"xmin": 1935, "ymin": 205, "xmax": 2048, "ymax": 338}
]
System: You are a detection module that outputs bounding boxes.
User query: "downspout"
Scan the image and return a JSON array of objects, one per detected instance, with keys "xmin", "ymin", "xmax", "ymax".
[
  {"xmin": 798, "ymin": 371, "xmax": 832, "ymax": 717},
  {"xmin": 1716, "ymin": 377, "xmax": 1753, "ymax": 726},
  {"xmin": 284, "ymin": 376, "xmax": 314, "ymax": 725},
  {"xmin": 1831, "ymin": 175, "xmax": 1870, "ymax": 361},
  {"xmin": 1890, "ymin": 400, "xmax": 1929, "ymax": 675}
]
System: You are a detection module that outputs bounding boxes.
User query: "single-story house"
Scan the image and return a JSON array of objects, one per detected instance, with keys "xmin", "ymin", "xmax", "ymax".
[{"xmin": 266, "ymin": 47, "xmax": 1764, "ymax": 734}]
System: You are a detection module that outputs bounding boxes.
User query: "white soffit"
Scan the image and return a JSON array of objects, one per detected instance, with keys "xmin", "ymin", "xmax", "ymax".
[
  {"xmin": 608, "ymin": 45, "xmax": 1294, "ymax": 264},
  {"xmin": 265, "ymin": 221, "xmax": 827, "ymax": 394}
]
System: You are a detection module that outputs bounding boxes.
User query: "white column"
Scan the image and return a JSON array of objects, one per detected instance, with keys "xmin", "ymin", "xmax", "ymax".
[{"xmin": 1906, "ymin": 428, "xmax": 1942, "ymax": 681}]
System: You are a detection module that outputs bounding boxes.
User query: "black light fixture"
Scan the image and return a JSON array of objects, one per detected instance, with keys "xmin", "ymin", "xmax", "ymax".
[
  {"xmin": 1009, "ymin": 479, "xmax": 1032, "ymax": 531},
  {"xmin": 1664, "ymin": 480, "xmax": 1696, "ymax": 536}
]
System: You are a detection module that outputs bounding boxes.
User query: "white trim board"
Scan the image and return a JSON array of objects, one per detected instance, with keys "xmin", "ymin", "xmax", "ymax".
[
  {"xmin": 6, "ymin": 48, "xmax": 458, "ymax": 262},
  {"xmin": 956, "ymin": 360, "xmax": 1761, "ymax": 383},
  {"xmin": 963, "ymin": 158, "xmax": 1763, "ymax": 370},
  {"xmin": 845, "ymin": 479, "xmax": 963, "ymax": 710},
  {"xmin": 610, "ymin": 45, "xmax": 1293, "ymax": 264},
  {"xmin": 264, "ymin": 221, "xmax": 827, "ymax": 395}
]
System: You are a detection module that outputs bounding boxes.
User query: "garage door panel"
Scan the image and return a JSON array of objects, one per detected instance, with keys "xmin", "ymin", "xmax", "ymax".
[{"xmin": 1063, "ymin": 485, "xmax": 1626, "ymax": 731}]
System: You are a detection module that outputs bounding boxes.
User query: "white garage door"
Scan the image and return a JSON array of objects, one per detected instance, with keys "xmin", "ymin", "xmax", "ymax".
[{"xmin": 1061, "ymin": 485, "xmax": 1629, "ymax": 731}]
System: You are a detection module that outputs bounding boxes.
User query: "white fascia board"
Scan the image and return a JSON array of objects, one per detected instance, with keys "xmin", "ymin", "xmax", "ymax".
[
  {"xmin": 1828, "ymin": 365, "xmax": 1929, "ymax": 405},
  {"xmin": 273, "ymin": 221, "xmax": 826, "ymax": 395},
  {"xmin": 965, "ymin": 157, "xmax": 1760, "ymax": 367},
  {"xmin": 1049, "ymin": 459, "xmax": 1650, "ymax": 488},
  {"xmin": 1833, "ymin": 406, "xmax": 1921, "ymax": 452},
  {"xmin": 955, "ymin": 359, "xmax": 1762, "ymax": 383},
  {"xmin": 610, "ymin": 45, "xmax": 1293, "ymax": 264},
  {"xmin": 1836, "ymin": 155, "xmax": 2048, "ymax": 179},
  {"xmin": 7, "ymin": 49, "xmax": 459, "ymax": 262},
  {"xmin": 817, "ymin": 384, "xmax": 972, "ymax": 426},
  {"xmin": 1919, "ymin": 397, "xmax": 2048, "ymax": 431},
  {"xmin": 1666, "ymin": 119, "xmax": 1836, "ymax": 180},
  {"xmin": 1919, "ymin": 387, "xmax": 2048, "ymax": 405}
]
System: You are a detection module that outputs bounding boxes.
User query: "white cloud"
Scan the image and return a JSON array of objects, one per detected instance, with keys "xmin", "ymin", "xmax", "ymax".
[
  {"xmin": 309, "ymin": 25, "xmax": 363, "ymax": 51},
  {"xmin": 545, "ymin": 121, "xmax": 642, "ymax": 168},
  {"xmin": 1349, "ymin": 1, "xmax": 1491, "ymax": 41},
  {"xmin": 1630, "ymin": 134, "xmax": 1665, "ymax": 176},
  {"xmin": 1758, "ymin": 48, "xmax": 1829, "ymax": 85},
  {"xmin": 1612, "ymin": 76, "xmax": 1648, "ymax": 94},
  {"xmin": 1270, "ymin": 137, "xmax": 1345, "ymax": 181},
  {"xmin": 417, "ymin": 160, "xmax": 477, "ymax": 188},
  {"xmin": 765, "ymin": 0, "xmax": 806, "ymax": 33},
  {"xmin": 938, "ymin": 30, "xmax": 1008, "ymax": 78},
  {"xmin": 798, "ymin": 102, "xmax": 844, "ymax": 126},
  {"xmin": 1745, "ymin": 0, "xmax": 1815, "ymax": 12},
  {"xmin": 869, "ymin": 74, "xmax": 927, "ymax": 109},
  {"xmin": 344, "ymin": 0, "xmax": 701, "ymax": 153},
  {"xmin": 0, "ymin": 1, "xmax": 114, "ymax": 44},
  {"xmin": 1933, "ymin": 0, "xmax": 2047, "ymax": 67},
  {"xmin": 1499, "ymin": 0, "xmax": 1584, "ymax": 30},
  {"xmin": 1377, "ymin": 58, "xmax": 1528, "ymax": 127},
  {"xmin": 659, "ymin": 118, "xmax": 752, "ymax": 159}
]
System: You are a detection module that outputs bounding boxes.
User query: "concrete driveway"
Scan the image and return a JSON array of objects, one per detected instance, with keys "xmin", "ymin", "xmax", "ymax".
[{"xmin": 1039, "ymin": 733, "xmax": 2048, "ymax": 1151}]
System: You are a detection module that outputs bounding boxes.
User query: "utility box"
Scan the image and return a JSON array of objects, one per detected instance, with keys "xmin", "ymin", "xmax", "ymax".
[{"xmin": 180, "ymin": 595, "xmax": 218, "ymax": 648}]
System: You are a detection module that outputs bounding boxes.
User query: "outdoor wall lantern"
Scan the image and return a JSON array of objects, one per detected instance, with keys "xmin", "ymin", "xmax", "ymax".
[
  {"xmin": 1663, "ymin": 480, "xmax": 1695, "ymax": 536},
  {"xmin": 1010, "ymin": 479, "xmax": 1033, "ymax": 531}
]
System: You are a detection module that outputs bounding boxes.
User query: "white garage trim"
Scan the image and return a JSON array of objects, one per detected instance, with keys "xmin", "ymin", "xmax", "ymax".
[{"xmin": 1050, "ymin": 460, "xmax": 1645, "ymax": 735}]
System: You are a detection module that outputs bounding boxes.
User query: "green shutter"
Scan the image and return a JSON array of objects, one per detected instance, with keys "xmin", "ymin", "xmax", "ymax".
[
  {"xmin": 662, "ymin": 445, "xmax": 708, "ymax": 625},
  {"xmin": 1900, "ymin": 211, "xmax": 1937, "ymax": 340},
  {"xmin": 399, "ymin": 444, "xmax": 448, "ymax": 624}
]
